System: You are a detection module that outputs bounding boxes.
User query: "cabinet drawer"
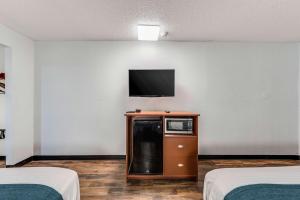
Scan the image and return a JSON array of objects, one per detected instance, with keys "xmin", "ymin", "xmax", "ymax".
[
  {"xmin": 164, "ymin": 136, "xmax": 197, "ymax": 157},
  {"xmin": 164, "ymin": 156, "xmax": 197, "ymax": 176}
]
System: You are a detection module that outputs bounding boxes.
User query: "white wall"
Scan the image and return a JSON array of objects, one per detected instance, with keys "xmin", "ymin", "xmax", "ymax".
[
  {"xmin": 35, "ymin": 41, "xmax": 299, "ymax": 155},
  {"xmin": 0, "ymin": 45, "xmax": 4, "ymax": 155},
  {"xmin": 0, "ymin": 24, "xmax": 35, "ymax": 165}
]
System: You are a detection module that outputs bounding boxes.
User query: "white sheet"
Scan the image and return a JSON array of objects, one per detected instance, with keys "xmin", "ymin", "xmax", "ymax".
[
  {"xmin": 0, "ymin": 167, "xmax": 80, "ymax": 200},
  {"xmin": 203, "ymin": 166, "xmax": 300, "ymax": 200}
]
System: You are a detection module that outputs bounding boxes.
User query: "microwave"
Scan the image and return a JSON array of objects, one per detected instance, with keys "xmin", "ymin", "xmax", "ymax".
[{"xmin": 165, "ymin": 118, "xmax": 193, "ymax": 134}]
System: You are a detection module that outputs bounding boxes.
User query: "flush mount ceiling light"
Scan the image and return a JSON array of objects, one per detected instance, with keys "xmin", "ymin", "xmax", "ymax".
[{"xmin": 137, "ymin": 25, "xmax": 160, "ymax": 41}]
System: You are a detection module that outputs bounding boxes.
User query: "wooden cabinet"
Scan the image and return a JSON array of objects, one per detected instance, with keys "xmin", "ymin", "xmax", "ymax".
[{"xmin": 125, "ymin": 111, "xmax": 199, "ymax": 180}]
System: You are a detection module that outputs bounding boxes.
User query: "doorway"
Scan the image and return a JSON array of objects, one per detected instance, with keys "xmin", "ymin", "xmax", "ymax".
[{"xmin": 0, "ymin": 44, "xmax": 6, "ymax": 161}]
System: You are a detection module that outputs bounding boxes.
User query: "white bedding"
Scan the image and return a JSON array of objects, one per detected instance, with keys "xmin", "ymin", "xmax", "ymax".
[
  {"xmin": 203, "ymin": 166, "xmax": 300, "ymax": 200},
  {"xmin": 0, "ymin": 167, "xmax": 80, "ymax": 200}
]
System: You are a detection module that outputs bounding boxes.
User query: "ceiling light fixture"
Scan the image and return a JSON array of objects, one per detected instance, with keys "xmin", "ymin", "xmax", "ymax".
[{"xmin": 137, "ymin": 24, "xmax": 160, "ymax": 41}]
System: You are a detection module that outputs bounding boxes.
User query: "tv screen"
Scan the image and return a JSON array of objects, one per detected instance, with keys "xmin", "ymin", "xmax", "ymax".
[{"xmin": 129, "ymin": 69, "xmax": 175, "ymax": 97}]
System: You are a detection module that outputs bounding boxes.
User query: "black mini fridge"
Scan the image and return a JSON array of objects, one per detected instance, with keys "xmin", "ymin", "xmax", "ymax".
[{"xmin": 129, "ymin": 118, "xmax": 163, "ymax": 175}]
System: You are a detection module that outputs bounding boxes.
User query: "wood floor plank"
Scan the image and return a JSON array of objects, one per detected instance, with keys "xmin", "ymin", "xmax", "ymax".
[{"xmin": 0, "ymin": 159, "xmax": 300, "ymax": 199}]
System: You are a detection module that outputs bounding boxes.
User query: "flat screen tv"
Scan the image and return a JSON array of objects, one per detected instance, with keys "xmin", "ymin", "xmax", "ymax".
[{"xmin": 129, "ymin": 69, "xmax": 175, "ymax": 97}]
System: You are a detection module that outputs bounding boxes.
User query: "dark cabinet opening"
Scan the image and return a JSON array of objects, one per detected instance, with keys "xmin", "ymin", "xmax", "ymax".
[{"xmin": 129, "ymin": 118, "xmax": 163, "ymax": 175}]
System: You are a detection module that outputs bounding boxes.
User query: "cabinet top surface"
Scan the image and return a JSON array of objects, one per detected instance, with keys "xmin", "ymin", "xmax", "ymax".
[{"xmin": 125, "ymin": 111, "xmax": 199, "ymax": 117}]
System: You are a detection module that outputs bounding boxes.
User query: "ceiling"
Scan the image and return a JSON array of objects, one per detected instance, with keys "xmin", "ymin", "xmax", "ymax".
[{"xmin": 0, "ymin": 0, "xmax": 300, "ymax": 41}]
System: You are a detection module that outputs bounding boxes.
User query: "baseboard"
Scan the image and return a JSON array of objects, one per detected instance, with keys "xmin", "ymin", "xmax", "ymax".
[
  {"xmin": 198, "ymin": 155, "xmax": 300, "ymax": 160},
  {"xmin": 5, "ymin": 156, "xmax": 33, "ymax": 168},
  {"xmin": 33, "ymin": 155, "xmax": 126, "ymax": 161},
  {"xmin": 5, "ymin": 155, "xmax": 125, "ymax": 167},
  {"xmin": 4, "ymin": 154, "xmax": 299, "ymax": 168}
]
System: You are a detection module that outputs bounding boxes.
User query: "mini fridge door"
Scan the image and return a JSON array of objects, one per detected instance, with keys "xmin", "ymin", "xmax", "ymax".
[{"xmin": 129, "ymin": 118, "xmax": 163, "ymax": 175}]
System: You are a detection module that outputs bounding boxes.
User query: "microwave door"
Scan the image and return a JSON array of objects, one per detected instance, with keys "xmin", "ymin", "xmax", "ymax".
[
  {"xmin": 167, "ymin": 121, "xmax": 184, "ymax": 131},
  {"xmin": 165, "ymin": 118, "xmax": 193, "ymax": 134}
]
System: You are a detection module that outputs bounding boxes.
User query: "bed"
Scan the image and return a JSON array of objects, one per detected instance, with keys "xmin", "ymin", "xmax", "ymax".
[
  {"xmin": 203, "ymin": 166, "xmax": 300, "ymax": 200},
  {"xmin": 0, "ymin": 167, "xmax": 80, "ymax": 200}
]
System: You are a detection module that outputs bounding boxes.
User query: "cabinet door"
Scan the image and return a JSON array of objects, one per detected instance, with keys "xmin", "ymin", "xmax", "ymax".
[{"xmin": 164, "ymin": 136, "xmax": 198, "ymax": 176}]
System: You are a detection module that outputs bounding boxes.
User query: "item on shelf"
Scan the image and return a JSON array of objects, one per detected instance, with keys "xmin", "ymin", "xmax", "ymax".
[
  {"xmin": 0, "ymin": 129, "xmax": 5, "ymax": 139},
  {"xmin": 0, "ymin": 72, "xmax": 5, "ymax": 94},
  {"xmin": 126, "ymin": 111, "xmax": 136, "ymax": 113}
]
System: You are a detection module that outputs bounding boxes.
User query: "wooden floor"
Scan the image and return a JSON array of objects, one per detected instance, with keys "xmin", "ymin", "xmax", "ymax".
[{"xmin": 0, "ymin": 159, "xmax": 300, "ymax": 199}]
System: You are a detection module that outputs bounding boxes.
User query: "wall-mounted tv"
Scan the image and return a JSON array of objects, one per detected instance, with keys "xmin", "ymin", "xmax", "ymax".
[{"xmin": 129, "ymin": 69, "xmax": 175, "ymax": 97}]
